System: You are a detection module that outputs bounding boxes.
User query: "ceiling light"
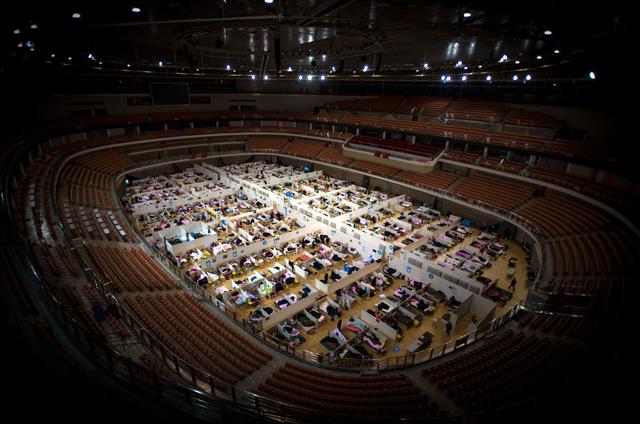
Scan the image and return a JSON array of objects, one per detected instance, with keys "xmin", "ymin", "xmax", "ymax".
[
  {"xmin": 226, "ymin": 64, "xmax": 231, "ymax": 70},
  {"xmin": 486, "ymin": 75, "xmax": 492, "ymax": 81},
  {"xmin": 463, "ymin": 66, "xmax": 468, "ymax": 70},
  {"xmin": 440, "ymin": 75, "xmax": 446, "ymax": 81},
  {"xmin": 362, "ymin": 64, "xmax": 368, "ymax": 72},
  {"xmin": 251, "ymin": 74, "xmax": 256, "ymax": 80},
  {"xmin": 72, "ymin": 12, "xmax": 81, "ymax": 19},
  {"xmin": 499, "ymin": 54, "xmax": 508, "ymax": 63},
  {"xmin": 50, "ymin": 53, "xmax": 56, "ymax": 58},
  {"xmin": 13, "ymin": 28, "xmax": 20, "ymax": 35},
  {"xmin": 544, "ymin": 30, "xmax": 552, "ymax": 35},
  {"xmin": 287, "ymin": 66, "xmax": 292, "ymax": 72},
  {"xmin": 331, "ymin": 66, "xmax": 336, "ymax": 72},
  {"xmin": 17, "ymin": 42, "xmax": 23, "ymax": 48},
  {"xmin": 68, "ymin": 56, "xmax": 72, "ymax": 61},
  {"xmin": 307, "ymin": 74, "xmax": 313, "ymax": 80},
  {"xmin": 298, "ymin": 74, "xmax": 303, "ymax": 80},
  {"xmin": 515, "ymin": 60, "xmax": 520, "ymax": 64},
  {"xmin": 446, "ymin": 75, "xmax": 451, "ymax": 81},
  {"xmin": 322, "ymin": 54, "xmax": 326, "ymax": 60},
  {"xmin": 554, "ymin": 49, "xmax": 560, "ymax": 54},
  {"xmin": 478, "ymin": 65, "xmax": 483, "ymax": 69},
  {"xmin": 131, "ymin": 7, "xmax": 141, "ymax": 13},
  {"xmin": 455, "ymin": 60, "xmax": 463, "ymax": 67},
  {"xmin": 512, "ymin": 75, "xmax": 519, "ymax": 81},
  {"xmin": 461, "ymin": 75, "xmax": 468, "ymax": 81},
  {"xmin": 320, "ymin": 74, "xmax": 326, "ymax": 81},
  {"xmin": 463, "ymin": 12, "xmax": 472, "ymax": 18},
  {"xmin": 264, "ymin": 0, "xmax": 274, "ymax": 3},
  {"xmin": 536, "ymin": 55, "xmax": 542, "ymax": 60},
  {"xmin": 158, "ymin": 61, "xmax": 163, "ymax": 67},
  {"xmin": 525, "ymin": 74, "xmax": 532, "ymax": 81},
  {"xmin": 88, "ymin": 53, "xmax": 95, "ymax": 60},
  {"xmin": 589, "ymin": 71, "xmax": 596, "ymax": 80},
  {"xmin": 263, "ymin": 75, "xmax": 268, "ymax": 80},
  {"xmin": 423, "ymin": 63, "xmax": 429, "ymax": 69},
  {"xmin": 126, "ymin": 63, "xmax": 131, "ymax": 68},
  {"xmin": 30, "ymin": 24, "xmax": 38, "ymax": 30}
]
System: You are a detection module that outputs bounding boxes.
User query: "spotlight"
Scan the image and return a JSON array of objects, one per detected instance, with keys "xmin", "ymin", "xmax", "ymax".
[
  {"xmin": 307, "ymin": 74, "xmax": 313, "ymax": 80},
  {"xmin": 30, "ymin": 24, "xmax": 38, "ymax": 30},
  {"xmin": 486, "ymin": 75, "xmax": 492, "ymax": 81},
  {"xmin": 588, "ymin": 71, "xmax": 596, "ymax": 80},
  {"xmin": 544, "ymin": 30, "xmax": 552, "ymax": 35},
  {"xmin": 512, "ymin": 75, "xmax": 518, "ymax": 80},
  {"xmin": 320, "ymin": 74, "xmax": 326, "ymax": 81},
  {"xmin": 463, "ymin": 12, "xmax": 471, "ymax": 18},
  {"xmin": 13, "ymin": 28, "xmax": 20, "ymax": 35},
  {"xmin": 131, "ymin": 7, "xmax": 141, "ymax": 13},
  {"xmin": 226, "ymin": 64, "xmax": 231, "ymax": 70},
  {"xmin": 461, "ymin": 75, "xmax": 468, "ymax": 81},
  {"xmin": 287, "ymin": 66, "xmax": 292, "ymax": 72},
  {"xmin": 251, "ymin": 74, "xmax": 256, "ymax": 80},
  {"xmin": 72, "ymin": 12, "xmax": 81, "ymax": 19},
  {"xmin": 525, "ymin": 74, "xmax": 532, "ymax": 81},
  {"xmin": 554, "ymin": 49, "xmax": 560, "ymax": 54},
  {"xmin": 298, "ymin": 74, "xmax": 303, "ymax": 80},
  {"xmin": 158, "ymin": 61, "xmax": 163, "ymax": 67},
  {"xmin": 263, "ymin": 75, "xmax": 269, "ymax": 80},
  {"xmin": 362, "ymin": 64, "xmax": 368, "ymax": 72},
  {"xmin": 536, "ymin": 55, "xmax": 542, "ymax": 60}
]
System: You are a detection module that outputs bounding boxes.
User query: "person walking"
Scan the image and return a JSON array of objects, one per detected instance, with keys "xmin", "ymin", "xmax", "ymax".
[{"xmin": 509, "ymin": 278, "xmax": 517, "ymax": 291}]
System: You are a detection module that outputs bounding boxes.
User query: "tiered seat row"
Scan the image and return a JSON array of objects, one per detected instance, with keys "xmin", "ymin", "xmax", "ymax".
[
  {"xmin": 397, "ymin": 170, "xmax": 458, "ymax": 190},
  {"xmin": 350, "ymin": 96, "xmax": 405, "ymax": 113},
  {"xmin": 316, "ymin": 147, "xmax": 353, "ymax": 166},
  {"xmin": 73, "ymin": 150, "xmax": 133, "ymax": 175},
  {"xmin": 326, "ymin": 98, "xmax": 360, "ymax": 111},
  {"xmin": 544, "ymin": 138, "xmax": 606, "ymax": 159},
  {"xmin": 258, "ymin": 362, "xmax": 437, "ymax": 417},
  {"xmin": 478, "ymin": 156, "xmax": 526, "ymax": 174},
  {"xmin": 424, "ymin": 331, "xmax": 571, "ymax": 410},
  {"xmin": 351, "ymin": 160, "xmax": 399, "ymax": 178},
  {"xmin": 57, "ymin": 285, "xmax": 108, "ymax": 340},
  {"xmin": 85, "ymin": 244, "xmax": 179, "ymax": 293},
  {"xmin": 282, "ymin": 138, "xmax": 326, "ymax": 158},
  {"xmin": 540, "ymin": 277, "xmax": 601, "ymax": 296},
  {"xmin": 451, "ymin": 173, "xmax": 534, "ymax": 210},
  {"xmin": 524, "ymin": 167, "xmax": 589, "ymax": 189},
  {"xmin": 444, "ymin": 99, "xmax": 509, "ymax": 123},
  {"xmin": 515, "ymin": 310, "xmax": 587, "ymax": 337},
  {"xmin": 123, "ymin": 292, "xmax": 271, "ymax": 384},
  {"xmin": 425, "ymin": 121, "xmax": 486, "ymax": 142},
  {"xmin": 395, "ymin": 96, "xmax": 452, "ymax": 116},
  {"xmin": 504, "ymin": 109, "xmax": 560, "ymax": 128},
  {"xmin": 347, "ymin": 135, "xmax": 442, "ymax": 159},
  {"xmin": 519, "ymin": 193, "xmax": 608, "ymax": 238},
  {"xmin": 485, "ymin": 131, "xmax": 547, "ymax": 150},
  {"xmin": 246, "ymin": 136, "xmax": 289, "ymax": 152},
  {"xmin": 443, "ymin": 149, "xmax": 480, "ymax": 164}
]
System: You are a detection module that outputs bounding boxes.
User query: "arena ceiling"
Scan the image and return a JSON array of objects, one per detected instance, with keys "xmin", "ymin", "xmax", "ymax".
[{"xmin": 2, "ymin": 0, "xmax": 630, "ymax": 83}]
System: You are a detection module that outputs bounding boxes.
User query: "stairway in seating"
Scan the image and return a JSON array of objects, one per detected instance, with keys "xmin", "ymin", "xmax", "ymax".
[{"xmin": 438, "ymin": 98, "xmax": 456, "ymax": 118}]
